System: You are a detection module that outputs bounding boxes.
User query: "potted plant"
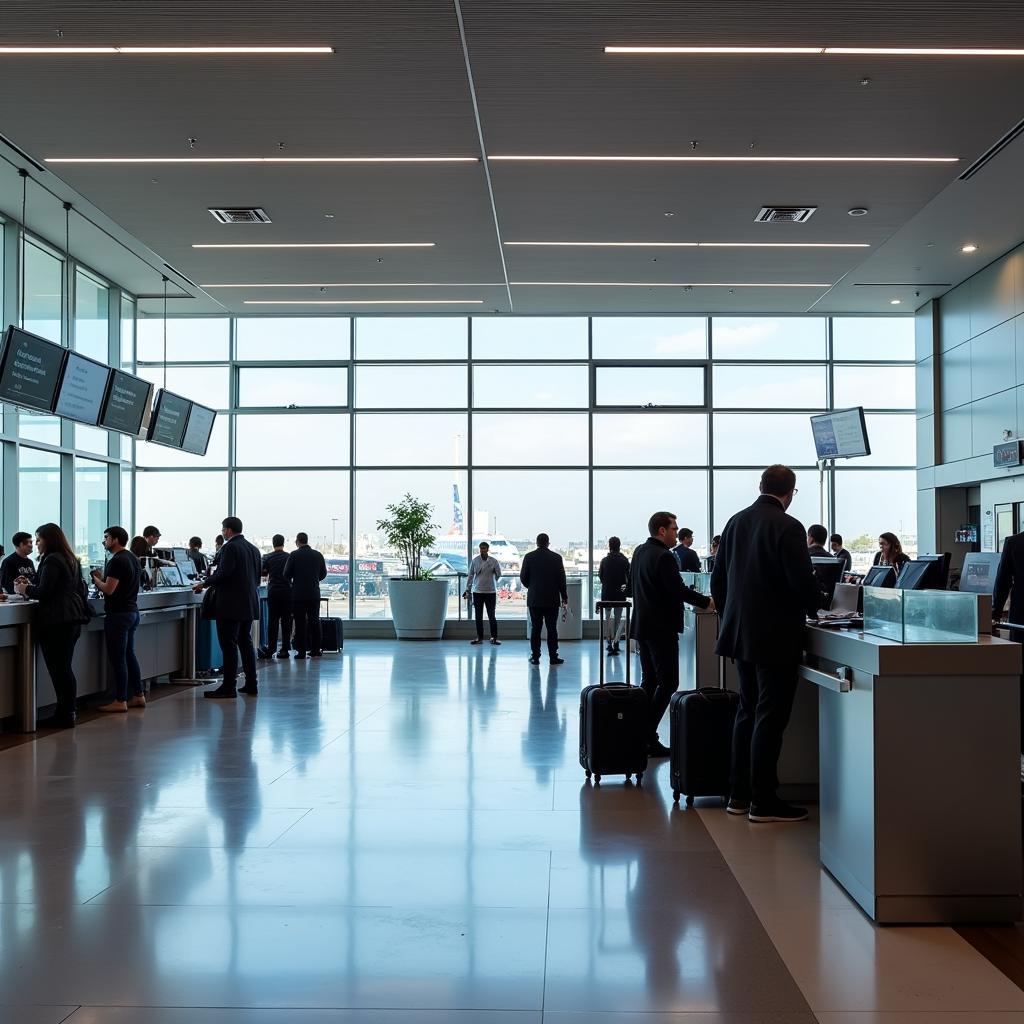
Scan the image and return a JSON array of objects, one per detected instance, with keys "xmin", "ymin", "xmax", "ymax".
[{"xmin": 376, "ymin": 493, "xmax": 451, "ymax": 639}]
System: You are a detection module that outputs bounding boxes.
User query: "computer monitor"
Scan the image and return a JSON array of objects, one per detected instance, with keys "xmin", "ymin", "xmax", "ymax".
[
  {"xmin": 863, "ymin": 564, "xmax": 896, "ymax": 588},
  {"xmin": 960, "ymin": 552, "xmax": 1001, "ymax": 596},
  {"xmin": 810, "ymin": 556, "xmax": 844, "ymax": 605},
  {"xmin": 895, "ymin": 560, "xmax": 932, "ymax": 590},
  {"xmin": 913, "ymin": 552, "xmax": 950, "ymax": 590}
]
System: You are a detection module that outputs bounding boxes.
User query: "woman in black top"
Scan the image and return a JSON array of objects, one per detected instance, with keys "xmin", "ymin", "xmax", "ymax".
[
  {"xmin": 14, "ymin": 523, "xmax": 89, "ymax": 729},
  {"xmin": 872, "ymin": 531, "xmax": 910, "ymax": 571}
]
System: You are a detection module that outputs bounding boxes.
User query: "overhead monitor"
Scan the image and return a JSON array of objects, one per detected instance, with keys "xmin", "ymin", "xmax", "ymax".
[
  {"xmin": 54, "ymin": 350, "xmax": 112, "ymax": 425},
  {"xmin": 147, "ymin": 389, "xmax": 192, "ymax": 449},
  {"xmin": 810, "ymin": 407, "xmax": 871, "ymax": 460},
  {"xmin": 100, "ymin": 369, "xmax": 154, "ymax": 436},
  {"xmin": 0, "ymin": 325, "xmax": 67, "ymax": 412},
  {"xmin": 863, "ymin": 564, "xmax": 896, "ymax": 588},
  {"xmin": 180, "ymin": 402, "xmax": 216, "ymax": 456}
]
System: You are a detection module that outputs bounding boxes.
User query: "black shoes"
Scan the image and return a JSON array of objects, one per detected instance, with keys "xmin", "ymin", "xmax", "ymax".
[
  {"xmin": 294, "ymin": 653, "xmax": 307, "ymax": 660},
  {"xmin": 310, "ymin": 650, "xmax": 323, "ymax": 658},
  {"xmin": 37, "ymin": 711, "xmax": 76, "ymax": 729},
  {"xmin": 748, "ymin": 801, "xmax": 808, "ymax": 823},
  {"xmin": 273, "ymin": 651, "xmax": 290, "ymax": 660},
  {"xmin": 204, "ymin": 683, "xmax": 237, "ymax": 699},
  {"xmin": 726, "ymin": 798, "xmax": 750, "ymax": 815},
  {"xmin": 528, "ymin": 655, "xmax": 540, "ymax": 665},
  {"xmin": 648, "ymin": 740, "xmax": 671, "ymax": 758},
  {"xmin": 256, "ymin": 647, "xmax": 271, "ymax": 660},
  {"xmin": 470, "ymin": 638, "xmax": 483, "ymax": 645},
  {"xmin": 550, "ymin": 656, "xmax": 565, "ymax": 665},
  {"xmin": 237, "ymin": 685, "xmax": 259, "ymax": 696},
  {"xmin": 490, "ymin": 638, "xmax": 501, "ymax": 645}
]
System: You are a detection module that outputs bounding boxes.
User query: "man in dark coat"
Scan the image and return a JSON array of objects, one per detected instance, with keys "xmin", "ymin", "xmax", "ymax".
[
  {"xmin": 598, "ymin": 536, "xmax": 630, "ymax": 655},
  {"xmin": 284, "ymin": 532, "xmax": 328, "ymax": 658},
  {"xmin": 520, "ymin": 533, "xmax": 568, "ymax": 665},
  {"xmin": 194, "ymin": 516, "xmax": 262, "ymax": 698},
  {"xmin": 630, "ymin": 512, "xmax": 713, "ymax": 756},
  {"xmin": 711, "ymin": 465, "xmax": 821, "ymax": 823},
  {"xmin": 993, "ymin": 533, "xmax": 1024, "ymax": 751}
]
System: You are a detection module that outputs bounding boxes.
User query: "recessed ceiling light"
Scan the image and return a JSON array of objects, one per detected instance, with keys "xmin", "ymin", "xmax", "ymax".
[
  {"xmin": 510, "ymin": 281, "xmax": 831, "ymax": 288},
  {"xmin": 243, "ymin": 299, "xmax": 485, "ymax": 305},
  {"xmin": 503, "ymin": 240, "xmax": 869, "ymax": 248},
  {"xmin": 202, "ymin": 282, "xmax": 504, "ymax": 288},
  {"xmin": 605, "ymin": 45, "xmax": 1024, "ymax": 57},
  {"xmin": 890, "ymin": 298, "xmax": 902, "ymax": 305},
  {"xmin": 664, "ymin": 210, "xmax": 676, "ymax": 216},
  {"xmin": 0, "ymin": 45, "xmax": 334, "ymax": 54},
  {"xmin": 960, "ymin": 243, "xmax": 979, "ymax": 253},
  {"xmin": 847, "ymin": 207, "xmax": 869, "ymax": 216},
  {"xmin": 191, "ymin": 242, "xmax": 435, "ymax": 249},
  {"xmin": 489, "ymin": 154, "xmax": 958, "ymax": 163},
  {"xmin": 46, "ymin": 156, "xmax": 478, "ymax": 164}
]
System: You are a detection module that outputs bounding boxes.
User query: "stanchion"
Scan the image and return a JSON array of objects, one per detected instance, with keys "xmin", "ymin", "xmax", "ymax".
[
  {"xmin": 173, "ymin": 602, "xmax": 205, "ymax": 686},
  {"xmin": 17, "ymin": 619, "xmax": 36, "ymax": 732}
]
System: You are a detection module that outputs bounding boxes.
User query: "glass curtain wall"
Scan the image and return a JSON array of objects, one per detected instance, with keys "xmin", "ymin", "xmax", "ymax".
[{"xmin": 134, "ymin": 314, "xmax": 916, "ymax": 619}]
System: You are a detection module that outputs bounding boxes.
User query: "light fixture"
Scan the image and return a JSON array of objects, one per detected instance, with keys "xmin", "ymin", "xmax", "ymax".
[
  {"xmin": 847, "ymin": 207, "xmax": 869, "ymax": 216},
  {"xmin": 605, "ymin": 45, "xmax": 1024, "ymax": 57},
  {"xmin": 489, "ymin": 154, "xmax": 958, "ymax": 163},
  {"xmin": 510, "ymin": 281, "xmax": 831, "ymax": 288},
  {"xmin": 503, "ymin": 240, "xmax": 869, "ymax": 248},
  {"xmin": 890, "ymin": 298, "xmax": 902, "ymax": 305},
  {"xmin": 191, "ymin": 242, "xmax": 435, "ymax": 249},
  {"xmin": 46, "ymin": 156, "xmax": 478, "ymax": 164},
  {"xmin": 605, "ymin": 46, "xmax": 825, "ymax": 54},
  {"xmin": 0, "ymin": 46, "xmax": 333, "ymax": 54},
  {"xmin": 242, "ymin": 299, "xmax": 485, "ymax": 305},
  {"xmin": 960, "ymin": 243, "xmax": 979, "ymax": 253},
  {"xmin": 202, "ymin": 281, "xmax": 504, "ymax": 288}
]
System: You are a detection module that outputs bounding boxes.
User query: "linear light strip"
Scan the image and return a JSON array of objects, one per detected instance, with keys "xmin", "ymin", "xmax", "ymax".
[
  {"xmin": 47, "ymin": 156, "xmax": 478, "ymax": 164},
  {"xmin": 503, "ymin": 241, "xmax": 870, "ymax": 248},
  {"xmin": 243, "ymin": 299, "xmax": 485, "ymax": 305},
  {"xmin": 203, "ymin": 282, "xmax": 504, "ymax": 288},
  {"xmin": 605, "ymin": 45, "xmax": 1024, "ymax": 56},
  {"xmin": 192, "ymin": 243, "xmax": 436, "ymax": 250},
  {"xmin": 0, "ymin": 46, "xmax": 334, "ymax": 54},
  {"xmin": 489, "ymin": 154, "xmax": 958, "ymax": 163},
  {"xmin": 510, "ymin": 281, "xmax": 832, "ymax": 287}
]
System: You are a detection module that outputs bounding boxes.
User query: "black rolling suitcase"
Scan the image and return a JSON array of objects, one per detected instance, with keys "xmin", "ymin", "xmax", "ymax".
[
  {"xmin": 669, "ymin": 681, "xmax": 740, "ymax": 806},
  {"xmin": 579, "ymin": 601, "xmax": 649, "ymax": 785},
  {"xmin": 319, "ymin": 597, "xmax": 343, "ymax": 652}
]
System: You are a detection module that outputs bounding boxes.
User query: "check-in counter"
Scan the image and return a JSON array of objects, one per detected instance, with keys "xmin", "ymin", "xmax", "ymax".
[{"xmin": 0, "ymin": 588, "xmax": 203, "ymax": 731}]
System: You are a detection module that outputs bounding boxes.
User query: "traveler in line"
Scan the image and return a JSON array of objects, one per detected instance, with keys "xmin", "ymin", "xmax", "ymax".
[
  {"xmin": 188, "ymin": 536, "xmax": 208, "ymax": 578},
  {"xmin": 806, "ymin": 523, "xmax": 829, "ymax": 556},
  {"xmin": 1, "ymin": 531, "xmax": 35, "ymax": 593},
  {"xmin": 520, "ymin": 533, "xmax": 568, "ymax": 666},
  {"xmin": 598, "ymin": 536, "xmax": 630, "ymax": 656},
  {"xmin": 630, "ymin": 512, "xmax": 713, "ymax": 757},
  {"xmin": 92, "ymin": 526, "xmax": 144, "ymax": 713},
  {"xmin": 671, "ymin": 527, "xmax": 702, "ymax": 573},
  {"xmin": 873, "ymin": 531, "xmax": 909, "ymax": 571},
  {"xmin": 830, "ymin": 533, "xmax": 853, "ymax": 575},
  {"xmin": 706, "ymin": 535, "xmax": 722, "ymax": 574},
  {"xmin": 260, "ymin": 533, "xmax": 293, "ymax": 660},
  {"xmin": 14, "ymin": 523, "xmax": 90, "ymax": 729},
  {"xmin": 130, "ymin": 536, "xmax": 153, "ymax": 590},
  {"xmin": 284, "ymin": 532, "xmax": 327, "ymax": 659},
  {"xmin": 142, "ymin": 525, "xmax": 161, "ymax": 551},
  {"xmin": 711, "ymin": 465, "xmax": 821, "ymax": 823},
  {"xmin": 993, "ymin": 530, "xmax": 1024, "ymax": 751},
  {"xmin": 210, "ymin": 534, "xmax": 225, "ymax": 570},
  {"xmin": 194, "ymin": 516, "xmax": 262, "ymax": 698},
  {"xmin": 466, "ymin": 540, "xmax": 502, "ymax": 646}
]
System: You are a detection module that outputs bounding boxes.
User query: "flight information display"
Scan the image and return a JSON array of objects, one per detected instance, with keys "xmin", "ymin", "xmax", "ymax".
[
  {"xmin": 0, "ymin": 326, "xmax": 67, "ymax": 412},
  {"xmin": 180, "ymin": 402, "xmax": 216, "ymax": 456},
  {"xmin": 100, "ymin": 369, "xmax": 154, "ymax": 436},
  {"xmin": 810, "ymin": 407, "xmax": 871, "ymax": 459},
  {"xmin": 147, "ymin": 389, "xmax": 192, "ymax": 448},
  {"xmin": 54, "ymin": 351, "xmax": 112, "ymax": 425}
]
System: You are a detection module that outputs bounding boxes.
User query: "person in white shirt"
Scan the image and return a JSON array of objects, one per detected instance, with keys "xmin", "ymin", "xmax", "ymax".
[{"xmin": 464, "ymin": 541, "xmax": 503, "ymax": 645}]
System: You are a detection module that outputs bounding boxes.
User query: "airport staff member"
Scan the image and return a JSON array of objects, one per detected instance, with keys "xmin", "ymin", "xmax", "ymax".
[
  {"xmin": 671, "ymin": 528, "xmax": 702, "ymax": 573},
  {"xmin": 830, "ymin": 533, "xmax": 853, "ymax": 575},
  {"xmin": 465, "ymin": 541, "xmax": 502, "ymax": 646},
  {"xmin": 1, "ymin": 532, "xmax": 35, "ymax": 593},
  {"xmin": 711, "ymin": 464, "xmax": 821, "ymax": 824},
  {"xmin": 806, "ymin": 524, "xmax": 829, "ymax": 556},
  {"xmin": 284, "ymin": 532, "xmax": 327, "ymax": 659},
  {"xmin": 520, "ymin": 533, "xmax": 568, "ymax": 666},
  {"xmin": 631, "ymin": 512, "xmax": 713, "ymax": 757},
  {"xmin": 188, "ymin": 537, "xmax": 208, "ymax": 577},
  {"xmin": 873, "ymin": 532, "xmax": 910, "ymax": 571},
  {"xmin": 193, "ymin": 516, "xmax": 262, "ymax": 698}
]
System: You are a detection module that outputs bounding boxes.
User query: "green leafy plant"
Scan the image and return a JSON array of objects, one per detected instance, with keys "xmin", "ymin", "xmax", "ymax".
[{"xmin": 376, "ymin": 493, "xmax": 439, "ymax": 580}]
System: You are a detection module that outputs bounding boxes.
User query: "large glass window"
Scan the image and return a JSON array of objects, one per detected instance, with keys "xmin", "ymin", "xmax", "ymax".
[
  {"xmin": 472, "ymin": 413, "xmax": 588, "ymax": 465},
  {"xmin": 356, "ymin": 364, "xmax": 467, "ymax": 408},
  {"xmin": 833, "ymin": 317, "xmax": 915, "ymax": 361},
  {"xmin": 138, "ymin": 365, "xmax": 230, "ymax": 410},
  {"xmin": 592, "ymin": 317, "xmax": 707, "ymax": 359},
  {"xmin": 472, "ymin": 364, "xmax": 588, "ymax": 408},
  {"xmin": 74, "ymin": 269, "xmax": 109, "ymax": 363},
  {"xmin": 833, "ymin": 470, "xmax": 918, "ymax": 569},
  {"xmin": 236, "ymin": 318, "xmax": 350, "ymax": 360},
  {"xmin": 356, "ymin": 318, "xmax": 467, "ymax": 360},
  {"xmin": 23, "ymin": 241, "xmax": 63, "ymax": 343},
  {"xmin": 135, "ymin": 470, "xmax": 229, "ymax": 547},
  {"xmin": 595, "ymin": 365, "xmax": 705, "ymax": 407},
  {"xmin": 592, "ymin": 413, "xmax": 707, "ymax": 466},
  {"xmin": 472, "ymin": 317, "xmax": 588, "ymax": 360},
  {"xmin": 137, "ymin": 318, "xmax": 229, "ymax": 362},
  {"xmin": 74, "ymin": 458, "xmax": 108, "ymax": 564},
  {"xmin": 712, "ymin": 317, "xmax": 826, "ymax": 360},
  {"xmin": 713, "ymin": 364, "xmax": 827, "ymax": 409},
  {"xmin": 713, "ymin": 413, "xmax": 819, "ymax": 466},
  {"xmin": 236, "ymin": 414, "xmax": 349, "ymax": 466},
  {"xmin": 136, "ymin": 415, "xmax": 230, "ymax": 468},
  {"xmin": 19, "ymin": 447, "xmax": 61, "ymax": 533},
  {"xmin": 356, "ymin": 413, "xmax": 466, "ymax": 466},
  {"xmin": 713, "ymin": 470, "xmax": 820, "ymax": 535},
  {"xmin": 238, "ymin": 367, "xmax": 347, "ymax": 408},
  {"xmin": 120, "ymin": 295, "xmax": 136, "ymax": 369},
  {"xmin": 833, "ymin": 365, "xmax": 916, "ymax": 410}
]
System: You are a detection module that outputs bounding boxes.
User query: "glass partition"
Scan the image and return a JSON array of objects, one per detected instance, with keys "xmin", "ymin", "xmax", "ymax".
[{"xmin": 864, "ymin": 588, "xmax": 979, "ymax": 644}]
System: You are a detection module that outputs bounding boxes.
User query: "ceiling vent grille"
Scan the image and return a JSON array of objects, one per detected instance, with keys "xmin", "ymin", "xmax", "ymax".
[
  {"xmin": 754, "ymin": 206, "xmax": 817, "ymax": 223},
  {"xmin": 208, "ymin": 207, "xmax": 272, "ymax": 224}
]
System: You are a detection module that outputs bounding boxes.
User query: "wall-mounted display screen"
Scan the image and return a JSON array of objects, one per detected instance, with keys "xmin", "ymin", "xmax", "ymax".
[
  {"xmin": 180, "ymin": 402, "xmax": 216, "ymax": 456},
  {"xmin": 100, "ymin": 369, "xmax": 154, "ymax": 436},
  {"xmin": 0, "ymin": 325, "xmax": 67, "ymax": 412},
  {"xmin": 147, "ymin": 389, "xmax": 192, "ymax": 448},
  {"xmin": 54, "ymin": 351, "xmax": 112, "ymax": 425},
  {"xmin": 810, "ymin": 407, "xmax": 871, "ymax": 459}
]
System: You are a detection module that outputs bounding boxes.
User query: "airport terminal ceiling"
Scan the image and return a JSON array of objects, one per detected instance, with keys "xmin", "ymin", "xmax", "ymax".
[{"xmin": 1, "ymin": 2, "xmax": 1024, "ymax": 315}]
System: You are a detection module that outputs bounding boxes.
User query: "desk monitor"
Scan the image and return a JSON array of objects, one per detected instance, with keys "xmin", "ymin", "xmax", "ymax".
[
  {"xmin": 100, "ymin": 369, "xmax": 153, "ymax": 436},
  {"xmin": 810, "ymin": 407, "xmax": 871, "ymax": 459},
  {"xmin": 180, "ymin": 402, "xmax": 216, "ymax": 456},
  {"xmin": 0, "ymin": 325, "xmax": 67, "ymax": 412},
  {"xmin": 147, "ymin": 389, "xmax": 192, "ymax": 448},
  {"xmin": 895, "ymin": 559, "xmax": 932, "ymax": 590},
  {"xmin": 810, "ymin": 556, "xmax": 844, "ymax": 604},
  {"xmin": 54, "ymin": 350, "xmax": 112, "ymax": 425},
  {"xmin": 960, "ymin": 552, "xmax": 1001, "ymax": 596},
  {"xmin": 913, "ymin": 552, "xmax": 951, "ymax": 590},
  {"xmin": 863, "ymin": 564, "xmax": 896, "ymax": 588}
]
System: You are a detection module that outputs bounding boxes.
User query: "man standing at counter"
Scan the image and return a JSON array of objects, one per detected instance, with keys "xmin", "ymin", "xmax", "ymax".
[
  {"xmin": 193, "ymin": 517, "xmax": 262, "ymax": 698},
  {"xmin": 1, "ymin": 532, "xmax": 35, "ymax": 593},
  {"xmin": 711, "ymin": 465, "xmax": 821, "ymax": 823}
]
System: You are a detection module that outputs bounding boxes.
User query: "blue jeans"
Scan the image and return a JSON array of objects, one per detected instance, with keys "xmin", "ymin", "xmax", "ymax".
[{"xmin": 105, "ymin": 610, "xmax": 142, "ymax": 702}]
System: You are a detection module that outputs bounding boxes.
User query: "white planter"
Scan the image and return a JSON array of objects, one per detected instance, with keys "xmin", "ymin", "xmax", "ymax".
[{"xmin": 388, "ymin": 578, "xmax": 450, "ymax": 640}]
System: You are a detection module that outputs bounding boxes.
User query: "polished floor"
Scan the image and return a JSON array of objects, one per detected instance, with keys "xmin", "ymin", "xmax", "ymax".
[{"xmin": 3, "ymin": 641, "xmax": 1024, "ymax": 1023}]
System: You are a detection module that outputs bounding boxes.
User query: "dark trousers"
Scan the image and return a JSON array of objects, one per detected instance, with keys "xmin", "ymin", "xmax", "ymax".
[
  {"xmin": 216, "ymin": 618, "xmax": 257, "ymax": 687},
  {"xmin": 38, "ymin": 623, "xmax": 81, "ymax": 716},
  {"xmin": 473, "ymin": 592, "xmax": 498, "ymax": 639},
  {"xmin": 266, "ymin": 591, "xmax": 292, "ymax": 654},
  {"xmin": 104, "ymin": 610, "xmax": 142, "ymax": 702},
  {"xmin": 638, "ymin": 633, "xmax": 680, "ymax": 742},
  {"xmin": 529, "ymin": 605, "xmax": 559, "ymax": 658},
  {"xmin": 731, "ymin": 659, "xmax": 799, "ymax": 807},
  {"xmin": 293, "ymin": 598, "xmax": 322, "ymax": 654}
]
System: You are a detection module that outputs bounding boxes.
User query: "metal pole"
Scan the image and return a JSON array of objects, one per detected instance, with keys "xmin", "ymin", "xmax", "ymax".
[
  {"xmin": 18, "ymin": 619, "xmax": 36, "ymax": 732},
  {"xmin": 173, "ymin": 602, "xmax": 204, "ymax": 686}
]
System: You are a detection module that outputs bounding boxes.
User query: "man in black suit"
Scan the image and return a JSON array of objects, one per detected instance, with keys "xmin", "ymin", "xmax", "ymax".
[
  {"xmin": 194, "ymin": 516, "xmax": 263, "ymax": 698},
  {"xmin": 520, "ymin": 533, "xmax": 568, "ymax": 665},
  {"xmin": 671, "ymin": 528, "xmax": 703, "ymax": 573},
  {"xmin": 711, "ymin": 465, "xmax": 821, "ymax": 823},
  {"xmin": 284, "ymin": 532, "xmax": 328, "ymax": 659},
  {"xmin": 806, "ymin": 523, "xmax": 829, "ymax": 556},
  {"xmin": 830, "ymin": 533, "xmax": 853, "ymax": 576},
  {"xmin": 260, "ymin": 533, "xmax": 292, "ymax": 660},
  {"xmin": 631, "ymin": 512, "xmax": 713, "ymax": 757},
  {"xmin": 993, "ymin": 533, "xmax": 1024, "ymax": 751}
]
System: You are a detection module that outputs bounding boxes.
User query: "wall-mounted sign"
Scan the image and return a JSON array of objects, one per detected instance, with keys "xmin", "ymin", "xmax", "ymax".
[{"xmin": 993, "ymin": 440, "xmax": 1022, "ymax": 468}]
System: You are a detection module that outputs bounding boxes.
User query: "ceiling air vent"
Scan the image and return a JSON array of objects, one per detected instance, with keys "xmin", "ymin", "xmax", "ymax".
[
  {"xmin": 207, "ymin": 207, "xmax": 272, "ymax": 224},
  {"xmin": 754, "ymin": 206, "xmax": 817, "ymax": 224}
]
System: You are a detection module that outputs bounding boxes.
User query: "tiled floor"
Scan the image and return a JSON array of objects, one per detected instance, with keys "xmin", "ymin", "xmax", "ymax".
[{"xmin": 1, "ymin": 640, "xmax": 1022, "ymax": 1023}]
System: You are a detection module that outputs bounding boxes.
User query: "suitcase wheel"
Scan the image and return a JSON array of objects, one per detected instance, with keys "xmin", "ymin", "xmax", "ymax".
[
  {"xmin": 685, "ymin": 794, "xmax": 695, "ymax": 807},
  {"xmin": 672, "ymin": 789, "xmax": 680, "ymax": 802},
  {"xmin": 594, "ymin": 774, "xmax": 602, "ymax": 784}
]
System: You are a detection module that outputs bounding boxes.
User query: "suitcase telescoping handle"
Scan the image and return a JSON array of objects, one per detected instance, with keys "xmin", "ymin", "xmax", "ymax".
[{"xmin": 596, "ymin": 600, "xmax": 631, "ymax": 687}]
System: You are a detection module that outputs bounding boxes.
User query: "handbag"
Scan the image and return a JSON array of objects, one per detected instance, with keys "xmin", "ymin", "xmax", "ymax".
[
  {"xmin": 75, "ymin": 576, "xmax": 95, "ymax": 623},
  {"xmin": 200, "ymin": 586, "xmax": 219, "ymax": 621}
]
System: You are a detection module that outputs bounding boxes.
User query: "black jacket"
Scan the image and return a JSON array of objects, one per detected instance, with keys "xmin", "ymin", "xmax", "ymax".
[
  {"xmin": 630, "ymin": 537, "xmax": 710, "ymax": 639},
  {"xmin": 262, "ymin": 549, "xmax": 291, "ymax": 599},
  {"xmin": 872, "ymin": 549, "xmax": 909, "ymax": 571},
  {"xmin": 1, "ymin": 552, "xmax": 35, "ymax": 594},
  {"xmin": 519, "ymin": 547, "xmax": 568, "ymax": 609},
  {"xmin": 202, "ymin": 534, "xmax": 261, "ymax": 621},
  {"xmin": 284, "ymin": 545, "xmax": 327, "ymax": 603},
  {"xmin": 834, "ymin": 547, "xmax": 853, "ymax": 575},
  {"xmin": 599, "ymin": 551, "xmax": 630, "ymax": 602},
  {"xmin": 994, "ymin": 533, "xmax": 1024, "ymax": 640},
  {"xmin": 671, "ymin": 544, "xmax": 702, "ymax": 573},
  {"xmin": 25, "ymin": 553, "xmax": 89, "ymax": 627},
  {"xmin": 711, "ymin": 495, "xmax": 821, "ymax": 665}
]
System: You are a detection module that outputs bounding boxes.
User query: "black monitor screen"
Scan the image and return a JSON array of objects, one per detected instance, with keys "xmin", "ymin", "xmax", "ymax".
[
  {"xmin": 0, "ymin": 326, "xmax": 67, "ymax": 412},
  {"xmin": 54, "ymin": 351, "xmax": 112, "ymax": 425},
  {"xmin": 863, "ymin": 565, "xmax": 896, "ymax": 588},
  {"xmin": 181, "ymin": 403, "xmax": 216, "ymax": 456},
  {"xmin": 147, "ymin": 389, "xmax": 192, "ymax": 448},
  {"xmin": 100, "ymin": 370, "xmax": 153, "ymax": 436},
  {"xmin": 810, "ymin": 557, "xmax": 844, "ymax": 603},
  {"xmin": 810, "ymin": 407, "xmax": 871, "ymax": 459},
  {"xmin": 895, "ymin": 560, "xmax": 932, "ymax": 591}
]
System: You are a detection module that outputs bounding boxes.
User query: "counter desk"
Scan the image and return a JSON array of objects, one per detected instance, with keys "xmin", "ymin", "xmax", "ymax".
[{"xmin": 0, "ymin": 588, "xmax": 204, "ymax": 731}]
